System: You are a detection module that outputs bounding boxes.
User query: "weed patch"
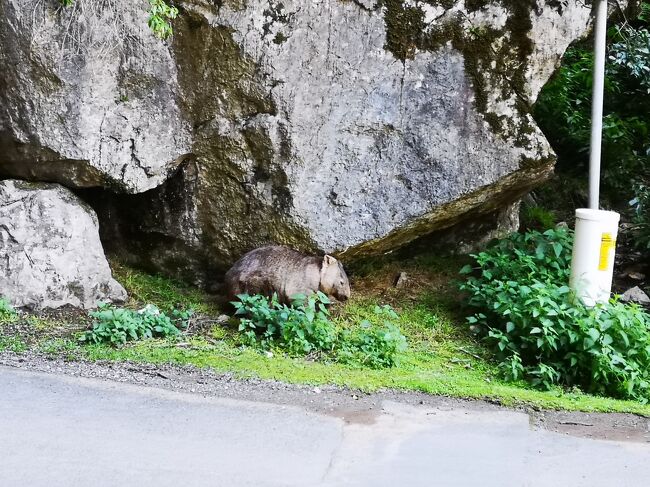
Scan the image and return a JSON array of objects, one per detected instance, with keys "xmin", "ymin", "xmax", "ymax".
[
  {"xmin": 233, "ymin": 293, "xmax": 407, "ymax": 368},
  {"xmin": 81, "ymin": 304, "xmax": 193, "ymax": 346}
]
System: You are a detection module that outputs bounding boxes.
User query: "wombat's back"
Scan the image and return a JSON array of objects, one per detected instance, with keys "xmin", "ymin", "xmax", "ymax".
[{"xmin": 224, "ymin": 246, "xmax": 322, "ymax": 303}]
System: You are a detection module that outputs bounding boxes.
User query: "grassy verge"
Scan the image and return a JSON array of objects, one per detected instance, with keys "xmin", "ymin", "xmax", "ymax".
[{"xmin": 2, "ymin": 257, "xmax": 650, "ymax": 416}]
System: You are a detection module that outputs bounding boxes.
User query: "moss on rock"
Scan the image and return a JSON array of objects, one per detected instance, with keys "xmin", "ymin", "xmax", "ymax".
[{"xmin": 379, "ymin": 1, "xmax": 542, "ymax": 144}]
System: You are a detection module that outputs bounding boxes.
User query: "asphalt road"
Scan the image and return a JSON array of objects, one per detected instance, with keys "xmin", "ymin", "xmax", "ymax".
[{"xmin": 1, "ymin": 366, "xmax": 649, "ymax": 487}]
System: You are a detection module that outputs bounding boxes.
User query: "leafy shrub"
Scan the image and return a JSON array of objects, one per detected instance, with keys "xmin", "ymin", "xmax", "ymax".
[
  {"xmin": 234, "ymin": 292, "xmax": 337, "ymax": 355},
  {"xmin": 461, "ymin": 228, "xmax": 573, "ymax": 288},
  {"xmin": 233, "ymin": 294, "xmax": 407, "ymax": 368},
  {"xmin": 610, "ymin": 21, "xmax": 650, "ymax": 93},
  {"xmin": 81, "ymin": 304, "xmax": 192, "ymax": 346},
  {"xmin": 460, "ymin": 228, "xmax": 650, "ymax": 402}
]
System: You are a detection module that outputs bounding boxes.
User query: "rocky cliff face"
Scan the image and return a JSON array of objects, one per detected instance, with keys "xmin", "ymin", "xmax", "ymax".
[{"xmin": 0, "ymin": 0, "xmax": 606, "ymax": 285}]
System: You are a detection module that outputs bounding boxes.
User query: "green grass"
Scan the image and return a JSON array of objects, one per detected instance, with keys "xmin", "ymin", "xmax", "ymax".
[
  {"xmin": 110, "ymin": 261, "xmax": 219, "ymax": 314},
  {"xmin": 3, "ymin": 261, "xmax": 650, "ymax": 416},
  {"xmin": 520, "ymin": 205, "xmax": 557, "ymax": 231},
  {"xmin": 78, "ymin": 331, "xmax": 650, "ymax": 415}
]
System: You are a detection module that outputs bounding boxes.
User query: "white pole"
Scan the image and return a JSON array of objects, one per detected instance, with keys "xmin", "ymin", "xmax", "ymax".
[
  {"xmin": 570, "ymin": 1, "xmax": 620, "ymax": 306},
  {"xmin": 589, "ymin": 0, "xmax": 608, "ymax": 210}
]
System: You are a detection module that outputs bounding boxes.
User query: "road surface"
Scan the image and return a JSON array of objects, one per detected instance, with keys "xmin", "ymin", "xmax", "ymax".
[{"xmin": 1, "ymin": 366, "xmax": 649, "ymax": 486}]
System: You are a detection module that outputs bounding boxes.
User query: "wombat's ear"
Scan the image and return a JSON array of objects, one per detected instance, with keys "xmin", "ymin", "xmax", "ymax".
[{"xmin": 323, "ymin": 255, "xmax": 336, "ymax": 267}]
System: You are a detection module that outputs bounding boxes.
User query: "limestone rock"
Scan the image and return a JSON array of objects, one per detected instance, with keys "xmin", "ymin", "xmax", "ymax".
[
  {"xmin": 620, "ymin": 286, "xmax": 650, "ymax": 306},
  {"xmin": 0, "ymin": 0, "xmax": 191, "ymax": 192},
  {"xmin": 0, "ymin": 180, "xmax": 127, "ymax": 309},
  {"xmin": 0, "ymin": 0, "xmax": 623, "ymax": 283}
]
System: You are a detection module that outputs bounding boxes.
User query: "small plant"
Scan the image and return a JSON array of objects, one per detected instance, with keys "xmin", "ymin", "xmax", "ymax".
[
  {"xmin": 337, "ymin": 305, "xmax": 407, "ymax": 368},
  {"xmin": 147, "ymin": 0, "xmax": 179, "ymax": 40},
  {"xmin": 232, "ymin": 294, "xmax": 407, "ymax": 368},
  {"xmin": 0, "ymin": 336, "xmax": 27, "ymax": 354},
  {"xmin": 81, "ymin": 303, "xmax": 192, "ymax": 346},
  {"xmin": 460, "ymin": 228, "xmax": 650, "ymax": 402},
  {"xmin": 0, "ymin": 298, "xmax": 17, "ymax": 323},
  {"xmin": 58, "ymin": 0, "xmax": 178, "ymax": 39}
]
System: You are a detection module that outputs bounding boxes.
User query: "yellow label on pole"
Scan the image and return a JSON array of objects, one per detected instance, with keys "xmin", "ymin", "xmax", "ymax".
[{"xmin": 598, "ymin": 232, "xmax": 616, "ymax": 271}]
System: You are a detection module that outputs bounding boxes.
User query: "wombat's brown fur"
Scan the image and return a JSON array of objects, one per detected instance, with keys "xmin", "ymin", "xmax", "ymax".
[{"xmin": 224, "ymin": 246, "xmax": 351, "ymax": 304}]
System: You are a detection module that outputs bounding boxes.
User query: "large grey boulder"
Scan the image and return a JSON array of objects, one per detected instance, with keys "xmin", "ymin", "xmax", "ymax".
[
  {"xmin": 0, "ymin": 180, "xmax": 127, "ymax": 309},
  {"xmin": 0, "ymin": 0, "xmax": 191, "ymax": 193},
  {"xmin": 0, "ymin": 0, "xmax": 625, "ymax": 283}
]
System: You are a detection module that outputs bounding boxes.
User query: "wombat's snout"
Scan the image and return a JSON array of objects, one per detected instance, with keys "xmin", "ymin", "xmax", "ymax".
[{"xmin": 337, "ymin": 283, "xmax": 352, "ymax": 302}]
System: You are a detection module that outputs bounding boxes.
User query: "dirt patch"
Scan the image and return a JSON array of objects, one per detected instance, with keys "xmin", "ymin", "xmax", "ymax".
[
  {"xmin": 1, "ymin": 306, "xmax": 90, "ymax": 344},
  {"xmin": 532, "ymin": 410, "xmax": 650, "ymax": 443},
  {"xmin": 347, "ymin": 252, "xmax": 469, "ymax": 312},
  {"xmin": 1, "ymin": 350, "xmax": 648, "ymax": 443}
]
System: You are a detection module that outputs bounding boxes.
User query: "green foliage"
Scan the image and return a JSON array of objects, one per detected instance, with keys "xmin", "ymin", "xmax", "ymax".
[
  {"xmin": 235, "ymin": 292, "xmax": 337, "ymax": 355},
  {"xmin": 11, "ymin": 264, "xmax": 650, "ymax": 414},
  {"xmin": 58, "ymin": 0, "xmax": 178, "ymax": 39},
  {"xmin": 460, "ymin": 229, "xmax": 650, "ymax": 403},
  {"xmin": 610, "ymin": 22, "xmax": 650, "ymax": 93},
  {"xmin": 337, "ymin": 305, "xmax": 407, "ymax": 368},
  {"xmin": 110, "ymin": 262, "xmax": 218, "ymax": 315},
  {"xmin": 536, "ymin": 48, "xmax": 649, "ymax": 197},
  {"xmin": 81, "ymin": 304, "xmax": 192, "ymax": 346},
  {"xmin": 0, "ymin": 298, "xmax": 17, "ymax": 323},
  {"xmin": 39, "ymin": 338, "xmax": 80, "ymax": 358},
  {"xmin": 233, "ymin": 293, "xmax": 407, "ymax": 368},
  {"xmin": 147, "ymin": 0, "xmax": 178, "ymax": 40},
  {"xmin": 534, "ymin": 4, "xmax": 650, "ymax": 253},
  {"xmin": 535, "ymin": 8, "xmax": 650, "ymax": 203},
  {"xmin": 0, "ymin": 335, "xmax": 27, "ymax": 354},
  {"xmin": 460, "ymin": 228, "xmax": 573, "ymax": 288}
]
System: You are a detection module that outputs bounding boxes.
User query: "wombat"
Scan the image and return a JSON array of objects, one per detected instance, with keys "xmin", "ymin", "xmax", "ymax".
[{"xmin": 224, "ymin": 246, "xmax": 351, "ymax": 304}]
